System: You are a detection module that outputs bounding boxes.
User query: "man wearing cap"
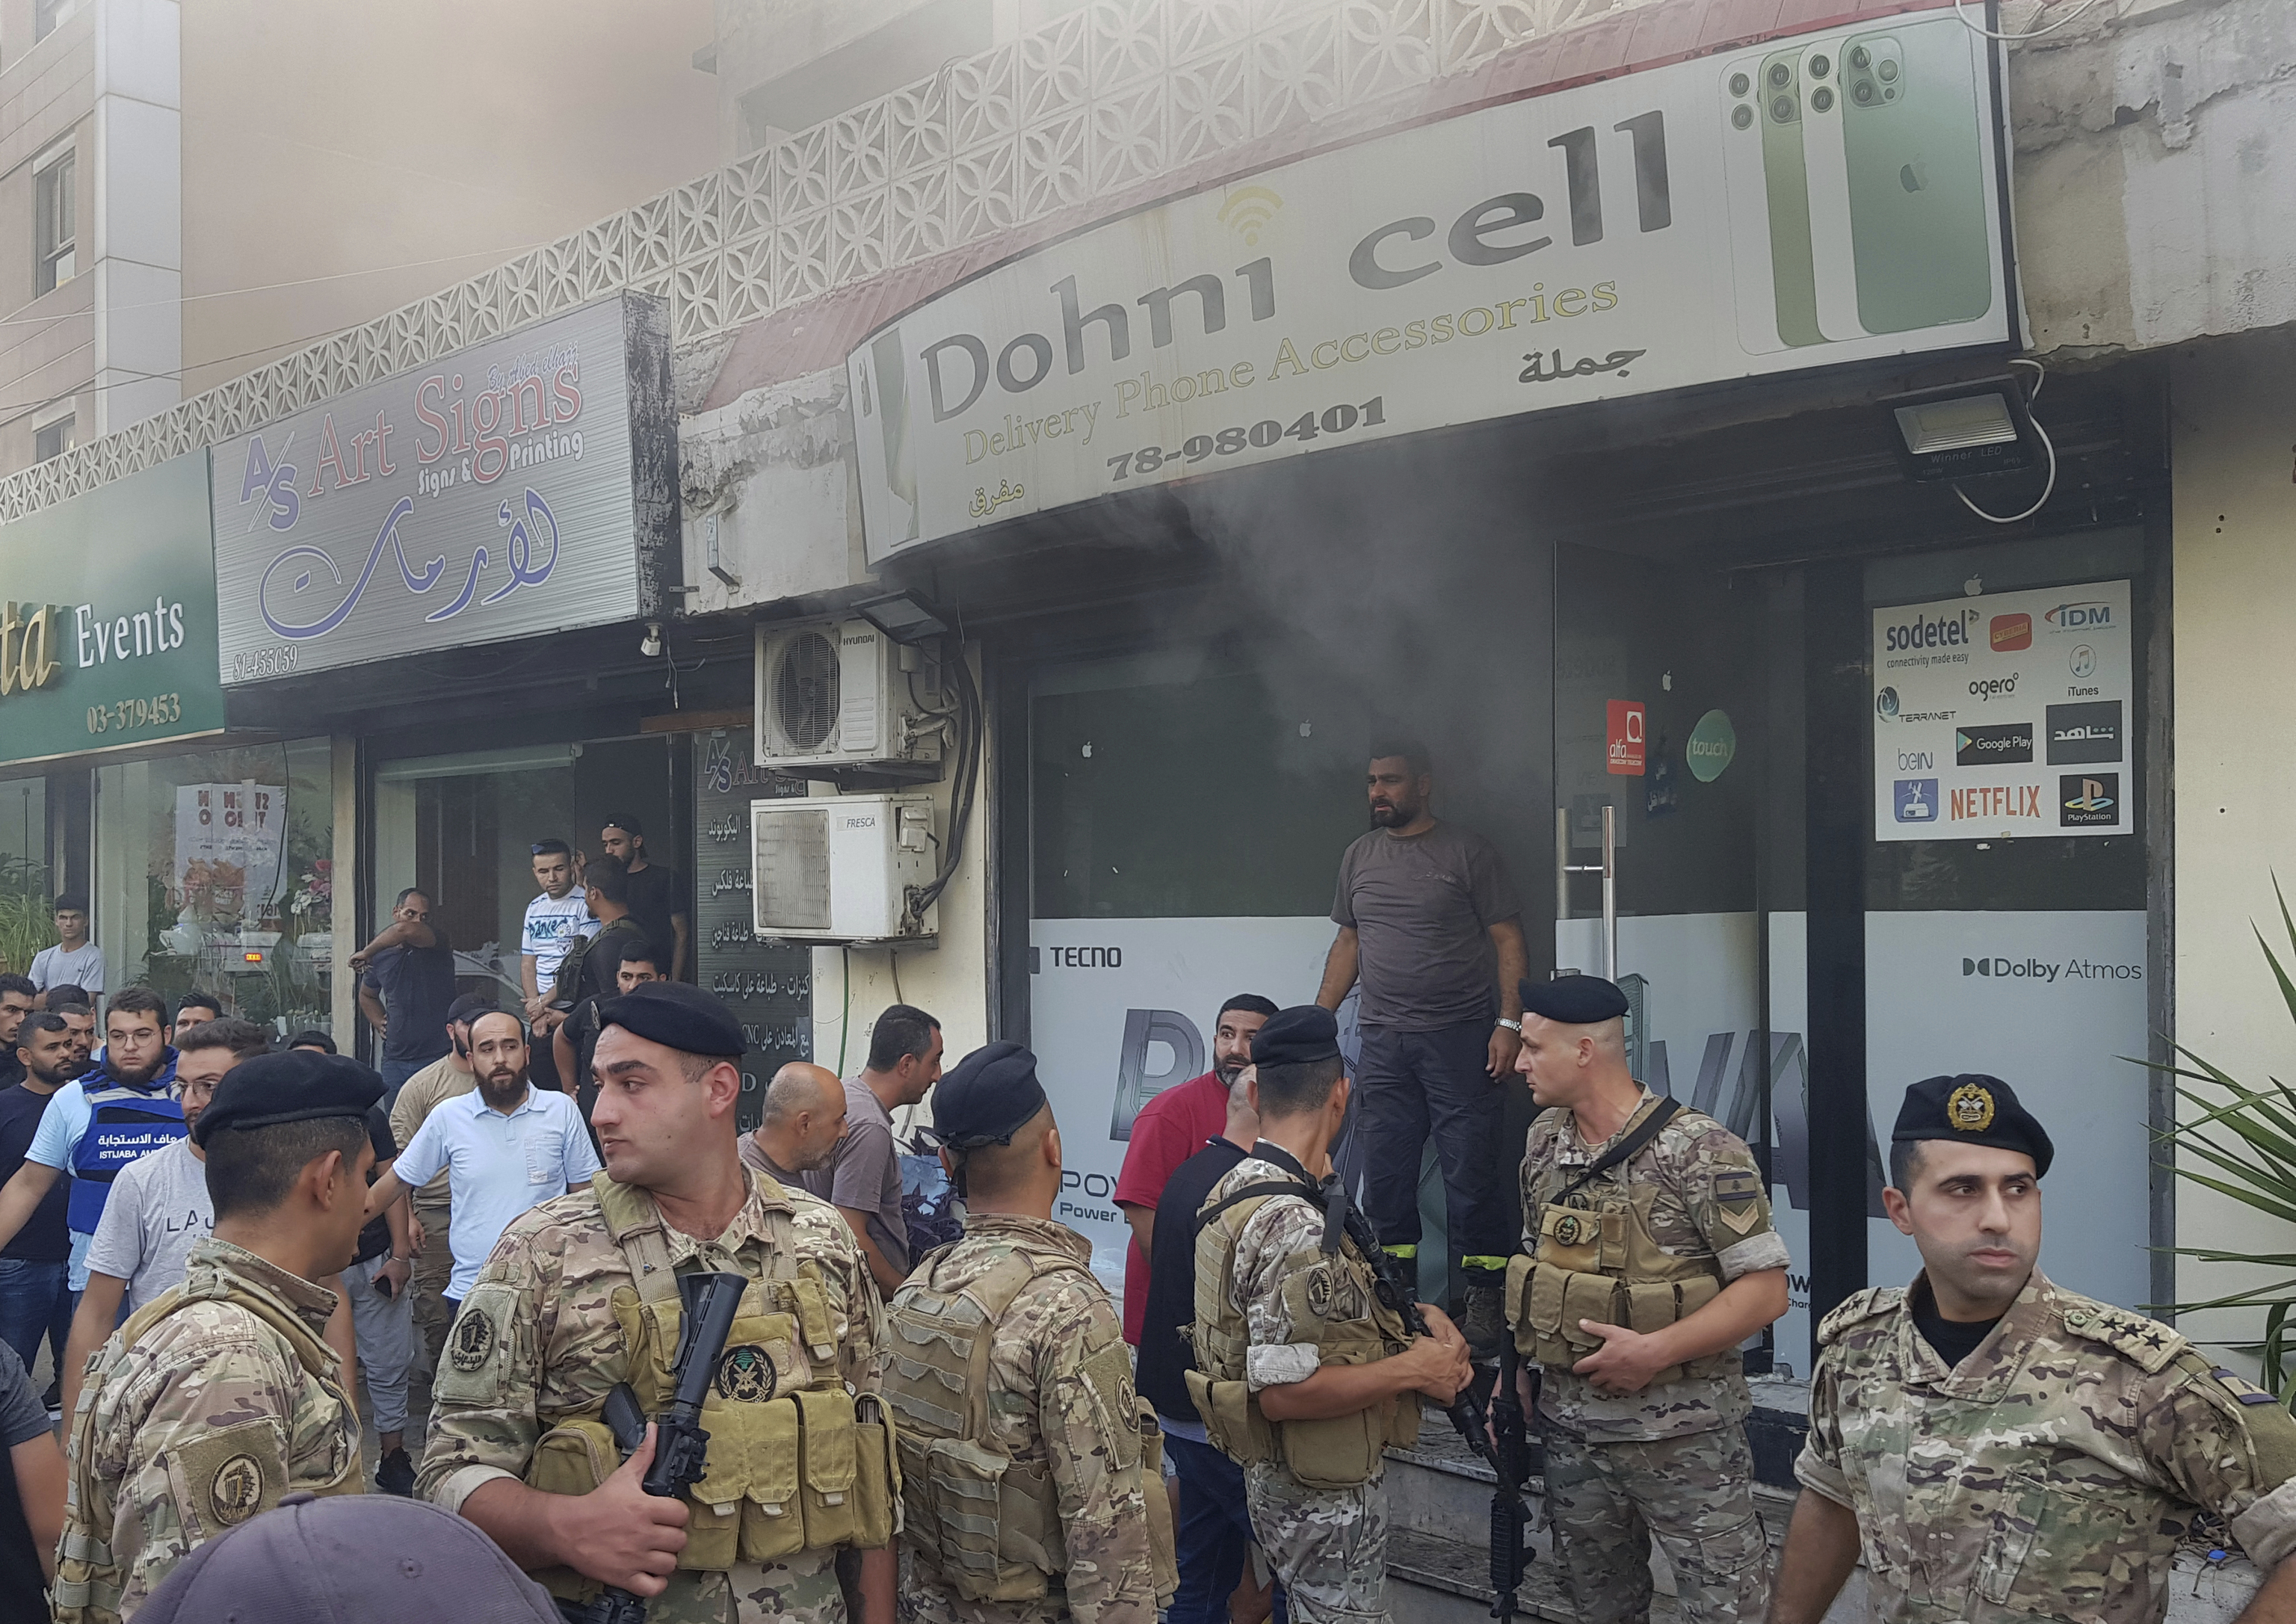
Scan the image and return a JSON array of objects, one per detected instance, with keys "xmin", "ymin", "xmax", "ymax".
[
  {"xmin": 1507, "ymin": 974, "xmax": 1789, "ymax": 1624},
  {"xmin": 387, "ymin": 992, "xmax": 490, "ymax": 1382},
  {"xmin": 417, "ymin": 980, "xmax": 898, "ymax": 1624},
  {"xmin": 1772, "ymin": 1075, "xmax": 2296, "ymax": 1624},
  {"xmin": 55, "ymin": 1050, "xmax": 380, "ymax": 1623},
  {"xmin": 1193, "ymin": 1006, "xmax": 1475, "ymax": 1624},
  {"xmin": 886, "ymin": 1040, "xmax": 1167, "ymax": 1623}
]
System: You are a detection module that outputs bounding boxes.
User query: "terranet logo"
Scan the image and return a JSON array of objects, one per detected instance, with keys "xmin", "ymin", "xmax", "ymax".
[
  {"xmin": 1954, "ymin": 723, "xmax": 2032, "ymax": 766},
  {"xmin": 2046, "ymin": 701, "xmax": 2123, "ymax": 765},
  {"xmin": 2061, "ymin": 773, "xmax": 2119, "ymax": 827},
  {"xmin": 1990, "ymin": 613, "xmax": 2032, "ymax": 652},
  {"xmin": 1963, "ymin": 954, "xmax": 2142, "ymax": 982},
  {"xmin": 2046, "ymin": 602, "xmax": 2113, "ymax": 632}
]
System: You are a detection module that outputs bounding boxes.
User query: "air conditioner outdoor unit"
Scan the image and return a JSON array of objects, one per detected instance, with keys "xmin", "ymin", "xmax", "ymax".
[
  {"xmin": 754, "ymin": 619, "xmax": 944, "ymax": 773},
  {"xmin": 752, "ymin": 793, "xmax": 939, "ymax": 945}
]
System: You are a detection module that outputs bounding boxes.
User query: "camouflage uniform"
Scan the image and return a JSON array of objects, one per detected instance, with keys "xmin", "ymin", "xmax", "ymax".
[
  {"xmin": 56, "ymin": 1237, "xmax": 362, "ymax": 1622},
  {"xmin": 418, "ymin": 1167, "xmax": 886, "ymax": 1624},
  {"xmin": 892, "ymin": 1213, "xmax": 1158, "ymax": 1624},
  {"xmin": 1800, "ymin": 1268, "xmax": 2296, "ymax": 1624},
  {"xmin": 1516, "ymin": 1092, "xmax": 1789, "ymax": 1624},
  {"xmin": 1209, "ymin": 1154, "xmax": 1393, "ymax": 1624}
]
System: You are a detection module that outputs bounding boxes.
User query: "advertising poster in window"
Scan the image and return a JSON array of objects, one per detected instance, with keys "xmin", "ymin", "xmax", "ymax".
[
  {"xmin": 693, "ymin": 732, "xmax": 812, "ymax": 1132},
  {"xmin": 1871, "ymin": 580, "xmax": 2133, "ymax": 842}
]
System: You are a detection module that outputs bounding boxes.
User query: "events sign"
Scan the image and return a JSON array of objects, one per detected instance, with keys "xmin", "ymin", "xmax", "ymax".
[
  {"xmin": 852, "ymin": 9, "xmax": 2008, "ymax": 559},
  {"xmin": 1871, "ymin": 580, "xmax": 2133, "ymax": 842},
  {"xmin": 0, "ymin": 454, "xmax": 223, "ymax": 767},
  {"xmin": 212, "ymin": 294, "xmax": 676, "ymax": 685}
]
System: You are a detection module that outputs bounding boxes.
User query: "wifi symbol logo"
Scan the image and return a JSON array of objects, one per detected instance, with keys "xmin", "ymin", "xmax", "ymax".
[{"xmin": 1218, "ymin": 185, "xmax": 1283, "ymax": 247}]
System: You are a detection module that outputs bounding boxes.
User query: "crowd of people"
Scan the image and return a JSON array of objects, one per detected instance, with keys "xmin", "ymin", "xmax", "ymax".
[{"xmin": 0, "ymin": 755, "xmax": 2292, "ymax": 1624}]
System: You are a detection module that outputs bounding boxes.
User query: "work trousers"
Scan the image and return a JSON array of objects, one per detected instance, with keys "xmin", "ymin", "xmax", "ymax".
[
  {"xmin": 1166, "ymin": 1431, "xmax": 1288, "ymax": 1624},
  {"xmin": 1355, "ymin": 1014, "xmax": 1512, "ymax": 1271},
  {"xmin": 410, "ymin": 1199, "xmax": 455, "ymax": 1380},
  {"xmin": 341, "ymin": 1254, "xmax": 413, "ymax": 1433},
  {"xmin": 1542, "ymin": 1422, "xmax": 1772, "ymax": 1624}
]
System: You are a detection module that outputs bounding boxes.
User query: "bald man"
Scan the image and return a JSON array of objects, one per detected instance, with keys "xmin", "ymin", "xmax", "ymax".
[{"xmin": 742, "ymin": 1063, "xmax": 850, "ymax": 1185}]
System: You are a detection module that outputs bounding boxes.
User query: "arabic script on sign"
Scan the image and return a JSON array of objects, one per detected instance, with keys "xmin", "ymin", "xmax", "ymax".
[{"xmin": 254, "ymin": 484, "xmax": 562, "ymax": 640}]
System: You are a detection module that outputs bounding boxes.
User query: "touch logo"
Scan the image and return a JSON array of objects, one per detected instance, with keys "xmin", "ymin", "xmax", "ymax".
[{"xmin": 1990, "ymin": 613, "xmax": 2031, "ymax": 652}]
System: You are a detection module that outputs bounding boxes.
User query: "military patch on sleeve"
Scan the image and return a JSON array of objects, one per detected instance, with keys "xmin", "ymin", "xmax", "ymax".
[
  {"xmin": 433, "ymin": 1282, "xmax": 521, "ymax": 1406},
  {"xmin": 2214, "ymin": 1368, "xmax": 2280, "ymax": 1407},
  {"xmin": 1078, "ymin": 1338, "xmax": 1144, "ymax": 1473},
  {"xmin": 166, "ymin": 1420, "xmax": 287, "ymax": 1543},
  {"xmin": 1712, "ymin": 1172, "xmax": 1762, "ymax": 1202}
]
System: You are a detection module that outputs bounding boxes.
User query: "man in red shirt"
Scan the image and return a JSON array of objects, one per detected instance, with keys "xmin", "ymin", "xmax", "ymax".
[{"xmin": 1113, "ymin": 992, "xmax": 1277, "ymax": 1344}]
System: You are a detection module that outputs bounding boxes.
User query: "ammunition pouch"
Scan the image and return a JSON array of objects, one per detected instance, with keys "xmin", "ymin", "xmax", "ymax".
[{"xmin": 1505, "ymin": 1192, "xmax": 1729, "ymax": 1386}]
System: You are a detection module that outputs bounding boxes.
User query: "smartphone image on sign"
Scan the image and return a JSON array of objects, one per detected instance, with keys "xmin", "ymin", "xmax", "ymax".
[
  {"xmin": 1721, "ymin": 51, "xmax": 1824, "ymax": 352},
  {"xmin": 1797, "ymin": 45, "xmax": 1870, "ymax": 343},
  {"xmin": 1840, "ymin": 19, "xmax": 1995, "ymax": 333}
]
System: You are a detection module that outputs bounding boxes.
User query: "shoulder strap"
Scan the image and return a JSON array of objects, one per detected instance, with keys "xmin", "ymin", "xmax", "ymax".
[
  {"xmin": 591, "ymin": 1172, "xmax": 681, "ymax": 1304},
  {"xmin": 1557, "ymin": 1096, "xmax": 1684, "ymax": 1204},
  {"xmin": 1192, "ymin": 1179, "xmax": 1318, "ymax": 1241}
]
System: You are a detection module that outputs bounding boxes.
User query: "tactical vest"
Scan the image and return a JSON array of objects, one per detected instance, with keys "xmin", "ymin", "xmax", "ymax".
[
  {"xmin": 884, "ymin": 1243, "xmax": 1177, "ymax": 1605},
  {"xmin": 520, "ymin": 1173, "xmax": 898, "ymax": 1600},
  {"xmin": 1187, "ymin": 1183, "xmax": 1422, "ymax": 1489},
  {"xmin": 55, "ymin": 1261, "xmax": 359, "ymax": 1623},
  {"xmin": 1505, "ymin": 1101, "xmax": 1729, "ymax": 1386},
  {"xmin": 67, "ymin": 1070, "xmax": 186, "ymax": 1235}
]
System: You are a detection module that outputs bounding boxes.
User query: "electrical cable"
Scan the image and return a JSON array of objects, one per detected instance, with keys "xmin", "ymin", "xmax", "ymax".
[
  {"xmin": 901, "ymin": 645, "xmax": 981, "ymax": 932},
  {"xmin": 1951, "ymin": 359, "xmax": 2056, "ymax": 525},
  {"xmin": 1953, "ymin": 0, "xmax": 2108, "ymax": 42},
  {"xmin": 836, "ymin": 944, "xmax": 852, "ymax": 1076}
]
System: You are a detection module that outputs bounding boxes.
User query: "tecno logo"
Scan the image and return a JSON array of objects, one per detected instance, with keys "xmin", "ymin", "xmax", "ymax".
[{"xmin": 1967, "ymin": 674, "xmax": 2019, "ymax": 701}]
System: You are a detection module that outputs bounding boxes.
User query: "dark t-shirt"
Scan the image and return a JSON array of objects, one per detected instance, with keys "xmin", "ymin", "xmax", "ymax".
[
  {"xmin": 0, "ymin": 1049, "xmax": 22, "ymax": 1092},
  {"xmin": 352, "ymin": 1105, "xmax": 400, "ymax": 1266},
  {"xmin": 0, "ymin": 1082, "xmax": 70, "ymax": 1262},
  {"xmin": 1137, "ymin": 1137, "xmax": 1249, "ymax": 1424},
  {"xmin": 569, "ymin": 918, "xmax": 648, "ymax": 1010},
  {"xmin": 362, "ymin": 936, "xmax": 456, "ymax": 1065},
  {"xmin": 1913, "ymin": 1280, "xmax": 2002, "ymax": 1369},
  {"xmin": 1332, "ymin": 820, "xmax": 1520, "ymax": 1030},
  {"xmin": 0, "ymin": 1337, "xmax": 49, "ymax": 1623},
  {"xmin": 622, "ymin": 863, "xmax": 685, "ymax": 975}
]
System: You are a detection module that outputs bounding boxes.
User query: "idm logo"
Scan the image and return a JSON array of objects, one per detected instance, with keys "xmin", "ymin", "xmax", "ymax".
[
  {"xmin": 1876, "ymin": 686, "xmax": 1900, "ymax": 720},
  {"xmin": 2046, "ymin": 602, "xmax": 2112, "ymax": 632}
]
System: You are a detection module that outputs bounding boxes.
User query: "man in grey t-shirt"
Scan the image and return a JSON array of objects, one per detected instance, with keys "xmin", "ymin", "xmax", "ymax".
[
  {"xmin": 803, "ymin": 1004, "xmax": 942, "ymax": 1295},
  {"xmin": 1317, "ymin": 738, "xmax": 1528, "ymax": 1359}
]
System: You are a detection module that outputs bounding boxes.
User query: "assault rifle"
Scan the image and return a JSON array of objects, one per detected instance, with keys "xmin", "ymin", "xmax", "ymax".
[
  {"xmin": 1353, "ymin": 1217, "xmax": 1493, "ymax": 1473},
  {"xmin": 1488, "ymin": 1340, "xmax": 1536, "ymax": 1621},
  {"xmin": 558, "ymin": 1271, "xmax": 749, "ymax": 1624}
]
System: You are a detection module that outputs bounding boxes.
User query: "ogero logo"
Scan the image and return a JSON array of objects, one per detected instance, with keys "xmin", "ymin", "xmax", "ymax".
[{"xmin": 1967, "ymin": 673, "xmax": 2019, "ymax": 702}]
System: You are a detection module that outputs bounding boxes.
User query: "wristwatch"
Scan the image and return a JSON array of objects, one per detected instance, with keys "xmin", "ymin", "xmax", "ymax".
[{"xmin": 1496, "ymin": 1018, "xmax": 1522, "ymax": 1033}]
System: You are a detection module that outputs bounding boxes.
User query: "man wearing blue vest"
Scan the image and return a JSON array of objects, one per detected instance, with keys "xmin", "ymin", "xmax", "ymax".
[{"xmin": 0, "ymin": 988, "xmax": 183, "ymax": 1297}]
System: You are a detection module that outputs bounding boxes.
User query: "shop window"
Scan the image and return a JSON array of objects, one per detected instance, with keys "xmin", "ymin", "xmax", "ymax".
[
  {"xmin": 93, "ymin": 741, "xmax": 334, "ymax": 1038},
  {"xmin": 0, "ymin": 778, "xmax": 52, "ymax": 980},
  {"xmin": 34, "ymin": 145, "xmax": 74, "ymax": 295},
  {"xmin": 33, "ymin": 414, "xmax": 73, "ymax": 463}
]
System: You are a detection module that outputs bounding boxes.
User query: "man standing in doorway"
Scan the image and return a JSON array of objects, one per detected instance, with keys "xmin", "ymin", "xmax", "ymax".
[
  {"xmin": 600, "ymin": 815, "xmax": 688, "ymax": 982},
  {"xmin": 353, "ymin": 888, "xmax": 456, "ymax": 1099},
  {"xmin": 1115, "ymin": 993, "xmax": 1277, "ymax": 1346},
  {"xmin": 807, "ymin": 1003, "xmax": 942, "ymax": 1298},
  {"xmin": 28, "ymin": 895, "xmax": 102, "ymax": 1007},
  {"xmin": 1317, "ymin": 740, "xmax": 1529, "ymax": 1358},
  {"xmin": 0, "ymin": 975, "xmax": 37, "ymax": 1091},
  {"xmin": 518, "ymin": 839, "xmax": 596, "ymax": 1026},
  {"xmin": 389, "ymin": 993, "xmax": 490, "ymax": 1383}
]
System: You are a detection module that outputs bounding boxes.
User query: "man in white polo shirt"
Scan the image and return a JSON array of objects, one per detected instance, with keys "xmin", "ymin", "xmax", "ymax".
[{"xmin": 363, "ymin": 1010, "xmax": 599, "ymax": 1315}]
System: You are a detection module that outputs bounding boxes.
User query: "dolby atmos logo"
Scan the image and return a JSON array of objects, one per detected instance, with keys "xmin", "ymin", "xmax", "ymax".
[{"xmin": 1963, "ymin": 954, "xmax": 2142, "ymax": 983}]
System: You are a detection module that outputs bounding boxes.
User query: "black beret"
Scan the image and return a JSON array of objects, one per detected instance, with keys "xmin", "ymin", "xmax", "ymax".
[
  {"xmin": 596, "ymin": 981, "xmax": 747, "ymax": 1058},
  {"xmin": 193, "ymin": 1051, "xmax": 383, "ymax": 1146},
  {"xmin": 933, "ymin": 1041, "xmax": 1048, "ymax": 1149},
  {"xmin": 1251, "ymin": 1005, "xmax": 1341, "ymax": 1067},
  {"xmin": 1892, "ymin": 1073, "xmax": 2054, "ymax": 1179},
  {"xmin": 1520, "ymin": 974, "xmax": 1630, "ymax": 1025}
]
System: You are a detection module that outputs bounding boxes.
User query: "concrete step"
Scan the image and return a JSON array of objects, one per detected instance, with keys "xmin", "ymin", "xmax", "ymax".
[{"xmin": 1386, "ymin": 1526, "xmax": 1675, "ymax": 1624}]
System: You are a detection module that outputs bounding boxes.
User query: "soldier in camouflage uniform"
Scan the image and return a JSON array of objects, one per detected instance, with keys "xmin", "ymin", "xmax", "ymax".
[
  {"xmin": 419, "ymin": 982, "xmax": 897, "ymax": 1624},
  {"xmin": 1774, "ymin": 1073, "xmax": 2296, "ymax": 1624},
  {"xmin": 1505, "ymin": 975, "xmax": 1790, "ymax": 1624},
  {"xmin": 56, "ymin": 1050, "xmax": 382, "ymax": 1622},
  {"xmin": 1194, "ymin": 1006, "xmax": 1473, "ymax": 1624},
  {"xmin": 887, "ymin": 1041, "xmax": 1167, "ymax": 1624}
]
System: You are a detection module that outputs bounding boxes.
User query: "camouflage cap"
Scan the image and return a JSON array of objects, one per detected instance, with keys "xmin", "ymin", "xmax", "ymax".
[{"xmin": 1893, "ymin": 1072, "xmax": 2055, "ymax": 1177}]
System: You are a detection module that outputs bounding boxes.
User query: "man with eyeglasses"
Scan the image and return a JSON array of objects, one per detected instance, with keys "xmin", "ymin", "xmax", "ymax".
[{"xmin": 352, "ymin": 888, "xmax": 457, "ymax": 1102}]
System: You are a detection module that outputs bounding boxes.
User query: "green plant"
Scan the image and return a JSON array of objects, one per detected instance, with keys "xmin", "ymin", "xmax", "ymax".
[
  {"xmin": 2156, "ymin": 880, "xmax": 2296, "ymax": 1406},
  {"xmin": 0, "ymin": 855, "xmax": 58, "ymax": 977}
]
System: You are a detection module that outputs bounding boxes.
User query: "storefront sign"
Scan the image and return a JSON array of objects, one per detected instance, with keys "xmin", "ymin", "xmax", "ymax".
[
  {"xmin": 0, "ymin": 454, "xmax": 224, "ymax": 766},
  {"xmin": 693, "ymin": 731, "xmax": 812, "ymax": 1133},
  {"xmin": 1871, "ymin": 581, "xmax": 2133, "ymax": 841},
  {"xmin": 1607, "ymin": 700, "xmax": 1646, "ymax": 776},
  {"xmin": 851, "ymin": 10, "xmax": 2008, "ymax": 560},
  {"xmin": 212, "ymin": 294, "xmax": 677, "ymax": 685}
]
